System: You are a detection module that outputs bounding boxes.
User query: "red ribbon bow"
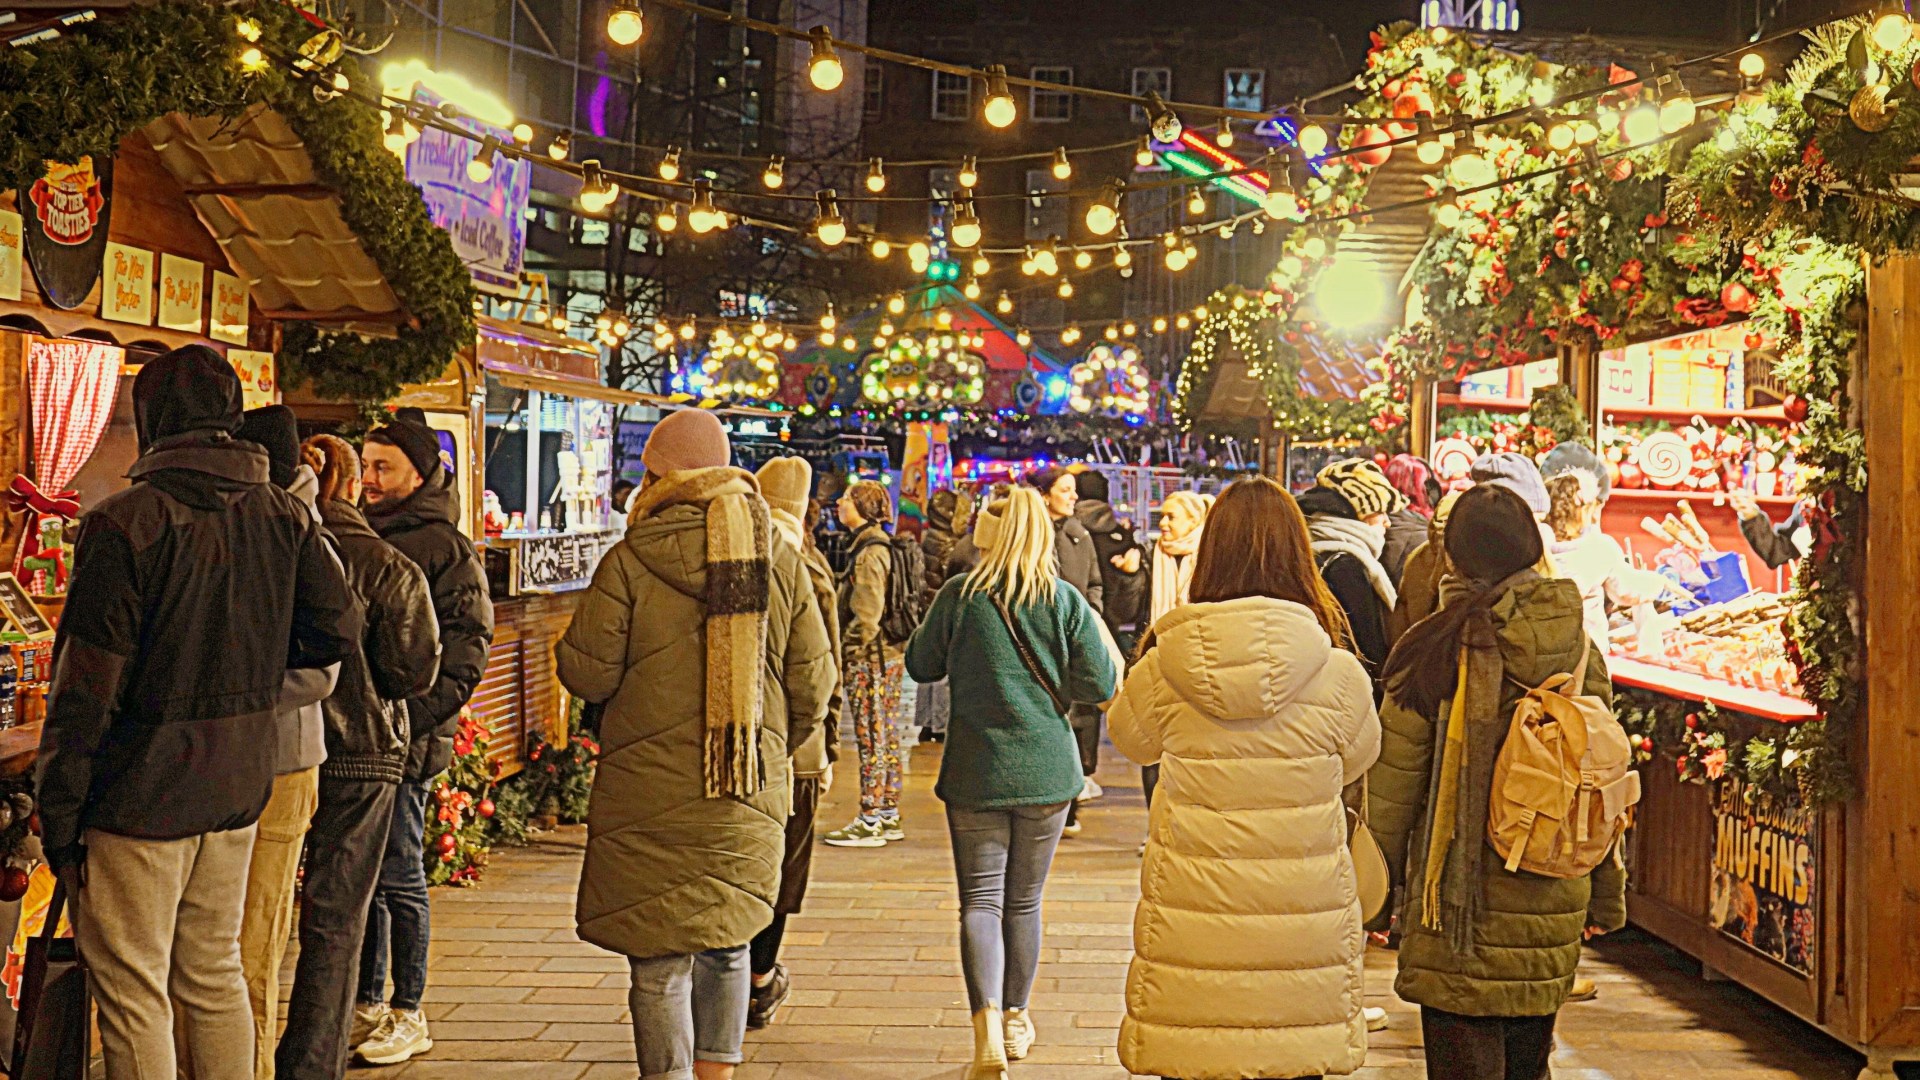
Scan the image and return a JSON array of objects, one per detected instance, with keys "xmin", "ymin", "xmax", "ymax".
[{"xmin": 6, "ymin": 476, "xmax": 80, "ymax": 521}]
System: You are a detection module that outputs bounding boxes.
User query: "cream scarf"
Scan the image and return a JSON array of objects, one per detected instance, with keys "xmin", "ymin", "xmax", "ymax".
[
  {"xmin": 630, "ymin": 467, "xmax": 771, "ymax": 800},
  {"xmin": 1150, "ymin": 528, "xmax": 1201, "ymax": 625},
  {"xmin": 1309, "ymin": 514, "xmax": 1398, "ymax": 608}
]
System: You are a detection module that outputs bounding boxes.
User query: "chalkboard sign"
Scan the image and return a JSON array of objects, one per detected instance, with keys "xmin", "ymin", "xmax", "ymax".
[{"xmin": 0, "ymin": 574, "xmax": 53, "ymax": 641}]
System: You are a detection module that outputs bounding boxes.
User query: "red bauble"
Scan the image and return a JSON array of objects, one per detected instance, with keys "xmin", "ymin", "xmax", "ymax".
[
  {"xmin": 1638, "ymin": 737, "xmax": 1655, "ymax": 753},
  {"xmin": 1618, "ymin": 463, "xmax": 1646, "ymax": 489},
  {"xmin": 1608, "ymin": 159, "xmax": 1633, "ymax": 182},
  {"xmin": 0, "ymin": 867, "xmax": 28, "ymax": 903},
  {"xmin": 1373, "ymin": 452, "xmax": 1390, "ymax": 467},
  {"xmin": 26, "ymin": 812, "xmax": 39, "ymax": 836},
  {"xmin": 1783, "ymin": 394, "xmax": 1809, "ymax": 423},
  {"xmin": 437, "ymin": 832, "xmax": 458, "ymax": 855},
  {"xmin": 1720, "ymin": 281, "xmax": 1755, "ymax": 314},
  {"xmin": 1382, "ymin": 78, "xmax": 1404, "ymax": 101},
  {"xmin": 1447, "ymin": 71, "xmax": 1467, "ymax": 87},
  {"xmin": 1685, "ymin": 713, "xmax": 1700, "ymax": 730},
  {"xmin": 1392, "ymin": 88, "xmax": 1433, "ymax": 120},
  {"xmin": 1743, "ymin": 331, "xmax": 1765, "ymax": 350},
  {"xmin": 477, "ymin": 799, "xmax": 496, "ymax": 819},
  {"xmin": 1606, "ymin": 460, "xmax": 1623, "ymax": 487},
  {"xmin": 440, "ymin": 851, "xmax": 456, "ymax": 864},
  {"xmin": 1351, "ymin": 127, "xmax": 1393, "ymax": 167}
]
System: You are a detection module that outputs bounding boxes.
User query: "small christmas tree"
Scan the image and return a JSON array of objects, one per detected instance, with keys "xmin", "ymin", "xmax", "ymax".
[{"xmin": 424, "ymin": 709, "xmax": 500, "ymax": 887}]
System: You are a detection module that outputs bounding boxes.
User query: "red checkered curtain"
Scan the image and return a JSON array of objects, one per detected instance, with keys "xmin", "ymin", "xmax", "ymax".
[{"xmin": 16, "ymin": 340, "xmax": 121, "ymax": 573}]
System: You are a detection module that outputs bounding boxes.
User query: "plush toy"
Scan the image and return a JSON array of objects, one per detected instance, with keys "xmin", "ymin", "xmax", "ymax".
[
  {"xmin": 5, "ymin": 477, "xmax": 80, "ymax": 593},
  {"xmin": 481, "ymin": 490, "xmax": 508, "ymax": 537}
]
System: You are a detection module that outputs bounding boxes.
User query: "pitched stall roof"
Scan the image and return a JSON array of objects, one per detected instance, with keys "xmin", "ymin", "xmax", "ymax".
[{"xmin": 140, "ymin": 111, "xmax": 405, "ymax": 339}]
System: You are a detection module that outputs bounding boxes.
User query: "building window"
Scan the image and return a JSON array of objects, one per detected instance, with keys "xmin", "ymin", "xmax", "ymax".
[
  {"xmin": 864, "ymin": 63, "xmax": 884, "ymax": 121},
  {"xmin": 1030, "ymin": 66, "xmax": 1073, "ymax": 122},
  {"xmin": 932, "ymin": 71, "xmax": 971, "ymax": 121},
  {"xmin": 1223, "ymin": 68, "xmax": 1265, "ymax": 112},
  {"xmin": 929, "ymin": 167, "xmax": 958, "ymax": 237},
  {"xmin": 1130, "ymin": 67, "xmax": 1171, "ymax": 122},
  {"xmin": 1025, "ymin": 168, "xmax": 1068, "ymax": 241}
]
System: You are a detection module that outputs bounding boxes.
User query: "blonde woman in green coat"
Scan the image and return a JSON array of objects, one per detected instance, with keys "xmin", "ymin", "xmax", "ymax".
[
  {"xmin": 1367, "ymin": 485, "xmax": 1626, "ymax": 1080},
  {"xmin": 557, "ymin": 411, "xmax": 834, "ymax": 1080}
]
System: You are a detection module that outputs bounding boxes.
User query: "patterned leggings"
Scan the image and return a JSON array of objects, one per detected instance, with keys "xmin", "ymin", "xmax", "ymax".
[{"xmin": 847, "ymin": 651, "xmax": 904, "ymax": 816}]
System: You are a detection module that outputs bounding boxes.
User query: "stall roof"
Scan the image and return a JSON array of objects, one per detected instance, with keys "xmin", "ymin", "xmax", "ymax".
[{"xmin": 140, "ymin": 111, "xmax": 405, "ymax": 336}]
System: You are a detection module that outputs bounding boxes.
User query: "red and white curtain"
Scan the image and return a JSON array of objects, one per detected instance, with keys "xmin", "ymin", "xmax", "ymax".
[{"xmin": 15, "ymin": 339, "xmax": 121, "ymax": 574}]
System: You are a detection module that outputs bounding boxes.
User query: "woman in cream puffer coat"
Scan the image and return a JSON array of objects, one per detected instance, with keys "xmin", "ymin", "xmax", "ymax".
[{"xmin": 1108, "ymin": 476, "xmax": 1382, "ymax": 1080}]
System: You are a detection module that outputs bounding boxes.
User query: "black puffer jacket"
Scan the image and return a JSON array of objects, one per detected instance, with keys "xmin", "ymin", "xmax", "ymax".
[
  {"xmin": 318, "ymin": 500, "xmax": 443, "ymax": 784},
  {"xmin": 1054, "ymin": 515, "xmax": 1104, "ymax": 615},
  {"xmin": 37, "ymin": 352, "xmax": 357, "ymax": 868},
  {"xmin": 364, "ymin": 470, "xmax": 495, "ymax": 780},
  {"xmin": 1074, "ymin": 499, "xmax": 1144, "ymax": 631}
]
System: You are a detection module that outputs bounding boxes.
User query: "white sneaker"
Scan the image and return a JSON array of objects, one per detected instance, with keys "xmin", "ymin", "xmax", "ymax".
[
  {"xmin": 1365, "ymin": 1006, "xmax": 1389, "ymax": 1032},
  {"xmin": 1004, "ymin": 1008, "xmax": 1036, "ymax": 1060},
  {"xmin": 349, "ymin": 1002, "xmax": 390, "ymax": 1049},
  {"xmin": 1076, "ymin": 777, "xmax": 1103, "ymax": 802},
  {"xmin": 357, "ymin": 1007, "xmax": 433, "ymax": 1065}
]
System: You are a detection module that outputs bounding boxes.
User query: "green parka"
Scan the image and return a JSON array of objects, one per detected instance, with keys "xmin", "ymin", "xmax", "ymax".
[
  {"xmin": 1368, "ymin": 577, "xmax": 1627, "ymax": 1017},
  {"xmin": 558, "ymin": 501, "xmax": 835, "ymax": 960}
]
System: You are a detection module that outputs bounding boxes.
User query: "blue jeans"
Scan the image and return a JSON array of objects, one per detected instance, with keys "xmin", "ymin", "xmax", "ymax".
[
  {"xmin": 628, "ymin": 946, "xmax": 750, "ymax": 1080},
  {"xmin": 357, "ymin": 780, "xmax": 431, "ymax": 1011},
  {"xmin": 945, "ymin": 802, "xmax": 1070, "ymax": 1013}
]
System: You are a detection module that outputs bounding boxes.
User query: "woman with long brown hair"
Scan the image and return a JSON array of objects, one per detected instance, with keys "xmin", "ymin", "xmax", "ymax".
[{"xmin": 1108, "ymin": 477, "xmax": 1381, "ymax": 1080}]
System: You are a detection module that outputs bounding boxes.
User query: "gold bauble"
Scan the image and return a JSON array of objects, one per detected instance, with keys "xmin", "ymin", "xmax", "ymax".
[{"xmin": 1851, "ymin": 83, "xmax": 1894, "ymax": 133}]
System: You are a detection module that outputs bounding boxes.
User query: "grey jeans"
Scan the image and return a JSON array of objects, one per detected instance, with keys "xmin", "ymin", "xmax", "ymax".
[
  {"xmin": 946, "ymin": 801, "xmax": 1070, "ymax": 1013},
  {"xmin": 629, "ymin": 945, "xmax": 750, "ymax": 1080}
]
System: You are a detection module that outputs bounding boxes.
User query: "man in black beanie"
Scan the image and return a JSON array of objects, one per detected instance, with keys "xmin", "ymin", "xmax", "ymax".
[
  {"xmin": 38, "ymin": 346, "xmax": 355, "ymax": 1077},
  {"xmin": 351, "ymin": 415, "xmax": 493, "ymax": 1065}
]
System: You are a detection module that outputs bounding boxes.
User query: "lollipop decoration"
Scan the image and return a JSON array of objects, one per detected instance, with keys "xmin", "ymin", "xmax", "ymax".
[
  {"xmin": 1068, "ymin": 344, "xmax": 1151, "ymax": 415},
  {"xmin": 1634, "ymin": 431, "xmax": 1691, "ymax": 489},
  {"xmin": 1431, "ymin": 437, "xmax": 1480, "ymax": 483}
]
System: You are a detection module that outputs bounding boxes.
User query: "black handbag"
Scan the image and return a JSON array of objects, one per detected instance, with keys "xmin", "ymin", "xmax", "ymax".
[{"xmin": 11, "ymin": 880, "xmax": 90, "ymax": 1080}]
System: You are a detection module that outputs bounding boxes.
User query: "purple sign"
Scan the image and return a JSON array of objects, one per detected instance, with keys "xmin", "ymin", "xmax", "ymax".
[{"xmin": 403, "ymin": 92, "xmax": 531, "ymax": 295}]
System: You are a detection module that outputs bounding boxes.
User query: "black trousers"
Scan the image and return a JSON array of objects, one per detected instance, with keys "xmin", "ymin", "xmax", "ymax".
[
  {"xmin": 1069, "ymin": 703, "xmax": 1101, "ymax": 775},
  {"xmin": 751, "ymin": 777, "xmax": 822, "ymax": 975},
  {"xmin": 276, "ymin": 777, "xmax": 398, "ymax": 1080},
  {"xmin": 1142, "ymin": 763, "xmax": 1160, "ymax": 808},
  {"xmin": 1419, "ymin": 1006, "xmax": 1556, "ymax": 1080}
]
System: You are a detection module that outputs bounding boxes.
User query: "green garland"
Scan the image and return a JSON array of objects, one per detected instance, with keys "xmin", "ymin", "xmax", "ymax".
[
  {"xmin": 1175, "ymin": 286, "xmax": 1382, "ymax": 442},
  {"xmin": 0, "ymin": 1, "xmax": 474, "ymax": 402}
]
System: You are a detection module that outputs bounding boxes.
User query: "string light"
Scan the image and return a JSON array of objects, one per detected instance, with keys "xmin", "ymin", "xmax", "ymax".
[
  {"xmin": 820, "ymin": 305, "xmax": 837, "ymax": 331},
  {"xmin": 963, "ymin": 278, "xmax": 982, "ymax": 300},
  {"xmin": 1165, "ymin": 244, "xmax": 1190, "ymax": 272},
  {"xmin": 762, "ymin": 156, "xmax": 785, "ymax": 189},
  {"xmin": 1546, "ymin": 122, "xmax": 1575, "ymax": 152},
  {"xmin": 1145, "ymin": 91, "xmax": 1182, "ymax": 142},
  {"xmin": 548, "ymin": 131, "xmax": 571, "ymax": 160},
  {"xmin": 688, "ymin": 180, "xmax": 725, "ymax": 234},
  {"xmin": 865, "ymin": 157, "xmax": 888, "ymax": 193},
  {"xmin": 1104, "ymin": 324, "xmax": 1121, "ymax": 341},
  {"xmin": 240, "ymin": 45, "xmax": 267, "ymax": 72},
  {"xmin": 1263, "ymin": 161, "xmax": 1296, "ymax": 220},
  {"xmin": 1175, "ymin": 314, "xmax": 1191, "ymax": 330},
  {"xmin": 511, "ymin": 123, "xmax": 533, "ymax": 146},
  {"xmin": 1051, "ymin": 147, "xmax": 1072, "ymax": 181},
  {"xmin": 1057, "ymin": 280, "xmax": 1074, "ymax": 298},
  {"xmin": 971, "ymin": 254, "xmax": 991, "ymax": 276},
  {"xmin": 982, "ymin": 65, "xmax": 1017, "ymax": 127},
  {"xmin": 466, "ymin": 137, "xmax": 499, "ymax": 183},
  {"xmin": 656, "ymin": 204, "xmax": 678, "ymax": 232},
  {"xmin": 1114, "ymin": 248, "xmax": 1132, "ymax": 268},
  {"xmin": 1217, "ymin": 118, "xmax": 1235, "ymax": 148},
  {"xmin": 1016, "ymin": 327, "xmax": 1032, "ymax": 348},
  {"xmin": 888, "ymin": 292, "xmax": 907, "ymax": 315},
  {"xmin": 1134, "ymin": 136, "xmax": 1154, "ymax": 168},
  {"xmin": 658, "ymin": 146, "xmax": 682, "ymax": 182},
  {"xmin": 1061, "ymin": 325, "xmax": 1082, "ymax": 345},
  {"xmin": 236, "ymin": 17, "xmax": 262, "ymax": 41},
  {"xmin": 1074, "ymin": 250, "xmax": 1093, "ymax": 269},
  {"xmin": 1873, "ymin": 0, "xmax": 1912, "ymax": 51},
  {"xmin": 959, "ymin": 155, "xmax": 979, "ymax": 189},
  {"xmin": 808, "ymin": 27, "xmax": 844, "ymax": 90},
  {"xmin": 1657, "ymin": 75, "xmax": 1696, "ymax": 134},
  {"xmin": 1186, "ymin": 188, "xmax": 1207, "ymax": 215},
  {"xmin": 383, "ymin": 112, "xmax": 418, "ymax": 154},
  {"xmin": 871, "ymin": 238, "xmax": 892, "ymax": 259},
  {"xmin": 1152, "ymin": 316, "xmax": 1168, "ymax": 333},
  {"xmin": 1085, "ymin": 180, "xmax": 1122, "ymax": 236},
  {"xmin": 951, "ymin": 199, "xmax": 982, "ymax": 247},
  {"xmin": 1739, "ymin": 52, "xmax": 1766, "ymax": 84},
  {"xmin": 1416, "ymin": 116, "xmax": 1446, "ymax": 165},
  {"xmin": 579, "ymin": 160, "xmax": 619, "ymax": 212},
  {"xmin": 996, "ymin": 291, "xmax": 1014, "ymax": 314},
  {"xmin": 1297, "ymin": 123, "xmax": 1328, "ymax": 157},
  {"xmin": 1623, "ymin": 102, "xmax": 1661, "ymax": 143},
  {"xmin": 813, "ymin": 190, "xmax": 847, "ymax": 245},
  {"xmin": 607, "ymin": 0, "xmax": 644, "ymax": 45},
  {"xmin": 1034, "ymin": 238, "xmax": 1060, "ymax": 276}
]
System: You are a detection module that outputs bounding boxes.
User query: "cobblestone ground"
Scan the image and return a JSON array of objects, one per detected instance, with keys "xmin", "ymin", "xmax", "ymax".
[{"xmin": 343, "ymin": 738, "xmax": 1867, "ymax": 1079}]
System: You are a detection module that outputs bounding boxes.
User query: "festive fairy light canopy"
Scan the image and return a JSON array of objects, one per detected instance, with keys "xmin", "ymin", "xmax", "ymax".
[
  {"xmin": 1069, "ymin": 345, "xmax": 1153, "ymax": 416},
  {"xmin": 860, "ymin": 336, "xmax": 987, "ymax": 406}
]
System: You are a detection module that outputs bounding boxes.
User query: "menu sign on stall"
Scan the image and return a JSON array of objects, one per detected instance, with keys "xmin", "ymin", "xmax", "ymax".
[
  {"xmin": 158, "ymin": 253, "xmax": 205, "ymax": 332},
  {"xmin": 0, "ymin": 208, "xmax": 22, "ymax": 301},
  {"xmin": 100, "ymin": 241, "xmax": 154, "ymax": 325},
  {"xmin": 227, "ymin": 349, "xmax": 278, "ymax": 409},
  {"xmin": 211, "ymin": 271, "xmax": 249, "ymax": 346},
  {"xmin": 1710, "ymin": 777, "xmax": 1815, "ymax": 975},
  {"xmin": 514, "ymin": 531, "xmax": 619, "ymax": 594}
]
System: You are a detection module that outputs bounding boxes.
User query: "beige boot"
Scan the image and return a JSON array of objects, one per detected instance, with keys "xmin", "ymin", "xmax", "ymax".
[{"xmin": 966, "ymin": 1006, "xmax": 1010, "ymax": 1080}]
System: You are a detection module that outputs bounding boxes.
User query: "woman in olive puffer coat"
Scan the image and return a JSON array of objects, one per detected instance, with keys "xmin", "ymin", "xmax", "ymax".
[{"xmin": 1368, "ymin": 485, "xmax": 1626, "ymax": 1079}]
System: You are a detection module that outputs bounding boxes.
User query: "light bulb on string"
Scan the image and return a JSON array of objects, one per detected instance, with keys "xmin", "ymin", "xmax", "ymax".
[
  {"xmin": 466, "ymin": 137, "xmax": 499, "ymax": 183},
  {"xmin": 1152, "ymin": 316, "xmax": 1168, "ymax": 333},
  {"xmin": 1085, "ymin": 180, "xmax": 1122, "ymax": 236},
  {"xmin": 908, "ymin": 240, "xmax": 931, "ymax": 265},
  {"xmin": 1658, "ymin": 75, "xmax": 1696, "ymax": 134},
  {"xmin": 1175, "ymin": 314, "xmax": 1191, "ymax": 330},
  {"xmin": 963, "ymin": 278, "xmax": 982, "ymax": 300},
  {"xmin": 236, "ymin": 17, "xmax": 262, "ymax": 41},
  {"xmin": 1263, "ymin": 160, "xmax": 1297, "ymax": 220},
  {"xmin": 1051, "ymin": 147, "xmax": 1072, "ymax": 180},
  {"xmin": 1623, "ymin": 103, "xmax": 1661, "ymax": 144},
  {"xmin": 807, "ymin": 27, "xmax": 844, "ymax": 90},
  {"xmin": 1135, "ymin": 136, "xmax": 1155, "ymax": 168},
  {"xmin": 1739, "ymin": 52, "xmax": 1766, "ymax": 82},
  {"xmin": 239, "ymin": 45, "xmax": 267, "ymax": 71},
  {"xmin": 1546, "ymin": 122, "xmax": 1575, "ymax": 152},
  {"xmin": 1057, "ymin": 280, "xmax": 1074, "ymax": 299},
  {"xmin": 1074, "ymin": 249, "xmax": 1093, "ymax": 269},
  {"xmin": 606, "ymin": 0, "xmax": 644, "ymax": 45},
  {"xmin": 511, "ymin": 123, "xmax": 533, "ymax": 147},
  {"xmin": 866, "ymin": 157, "xmax": 888, "ymax": 193},
  {"xmin": 613, "ymin": 316, "xmax": 632, "ymax": 337},
  {"xmin": 887, "ymin": 293, "xmax": 907, "ymax": 315},
  {"xmin": 1573, "ymin": 120, "xmax": 1599, "ymax": 146},
  {"xmin": 996, "ymin": 291, "xmax": 1014, "ymax": 314},
  {"xmin": 656, "ymin": 204, "xmax": 679, "ymax": 232},
  {"xmin": 813, "ymin": 190, "xmax": 846, "ymax": 246},
  {"xmin": 951, "ymin": 198, "xmax": 982, "ymax": 248},
  {"xmin": 1217, "ymin": 117, "xmax": 1235, "ymax": 148},
  {"xmin": 1016, "ymin": 326, "xmax": 1031, "ymax": 348},
  {"xmin": 1104, "ymin": 324, "xmax": 1121, "ymax": 341},
  {"xmin": 971, "ymin": 253, "xmax": 991, "ymax": 276},
  {"xmin": 871, "ymin": 238, "xmax": 892, "ymax": 259},
  {"xmin": 958, "ymin": 155, "xmax": 979, "ymax": 189},
  {"xmin": 1297, "ymin": 123, "xmax": 1328, "ymax": 157},
  {"xmin": 547, "ymin": 131, "xmax": 571, "ymax": 160},
  {"xmin": 383, "ymin": 112, "xmax": 415, "ymax": 154},
  {"xmin": 579, "ymin": 160, "xmax": 619, "ymax": 212},
  {"xmin": 1114, "ymin": 247, "xmax": 1132, "ymax": 268},
  {"xmin": 658, "ymin": 146, "xmax": 682, "ymax": 181},
  {"xmin": 1164, "ymin": 245, "xmax": 1190, "ymax": 272},
  {"xmin": 1415, "ymin": 116, "xmax": 1446, "ymax": 166},
  {"xmin": 762, "ymin": 156, "xmax": 785, "ymax": 189},
  {"xmin": 820, "ymin": 305, "xmax": 837, "ymax": 331},
  {"xmin": 1034, "ymin": 238, "xmax": 1059, "ymax": 276},
  {"xmin": 1873, "ymin": 0, "xmax": 1912, "ymax": 51},
  {"xmin": 982, "ymin": 66, "xmax": 1017, "ymax": 127},
  {"xmin": 688, "ymin": 180, "xmax": 725, "ymax": 234},
  {"xmin": 1187, "ymin": 188, "xmax": 1207, "ymax": 215},
  {"xmin": 1146, "ymin": 91, "xmax": 1182, "ymax": 142}
]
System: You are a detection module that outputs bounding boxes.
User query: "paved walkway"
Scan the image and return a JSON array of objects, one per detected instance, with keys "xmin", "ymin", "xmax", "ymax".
[{"xmin": 346, "ymin": 739, "xmax": 1868, "ymax": 1079}]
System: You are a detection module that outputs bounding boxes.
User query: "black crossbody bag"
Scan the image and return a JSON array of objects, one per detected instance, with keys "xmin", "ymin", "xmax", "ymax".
[{"xmin": 985, "ymin": 593, "xmax": 1073, "ymax": 723}]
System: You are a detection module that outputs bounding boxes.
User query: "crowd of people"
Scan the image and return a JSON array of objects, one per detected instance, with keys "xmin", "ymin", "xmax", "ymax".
[
  {"xmin": 36, "ymin": 345, "xmax": 496, "ymax": 1078},
  {"xmin": 39, "ymin": 367, "xmax": 1705, "ymax": 1079}
]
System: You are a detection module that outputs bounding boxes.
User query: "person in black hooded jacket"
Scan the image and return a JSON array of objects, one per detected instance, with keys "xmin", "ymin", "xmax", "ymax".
[
  {"xmin": 279, "ymin": 434, "xmax": 442, "ymax": 1080},
  {"xmin": 1072, "ymin": 470, "xmax": 1145, "ymax": 643},
  {"xmin": 37, "ymin": 345, "xmax": 356, "ymax": 1077},
  {"xmin": 352, "ymin": 414, "xmax": 493, "ymax": 1064}
]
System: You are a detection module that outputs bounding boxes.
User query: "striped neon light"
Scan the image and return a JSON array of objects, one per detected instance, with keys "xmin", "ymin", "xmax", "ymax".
[{"xmin": 1161, "ymin": 131, "xmax": 1269, "ymax": 206}]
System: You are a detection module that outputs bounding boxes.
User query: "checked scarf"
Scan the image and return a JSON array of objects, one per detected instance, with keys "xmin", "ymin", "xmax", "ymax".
[{"xmin": 630, "ymin": 467, "xmax": 772, "ymax": 799}]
